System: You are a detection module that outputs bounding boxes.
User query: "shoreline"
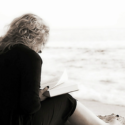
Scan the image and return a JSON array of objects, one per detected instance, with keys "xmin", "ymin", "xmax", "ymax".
[{"xmin": 77, "ymin": 98, "xmax": 125, "ymax": 117}]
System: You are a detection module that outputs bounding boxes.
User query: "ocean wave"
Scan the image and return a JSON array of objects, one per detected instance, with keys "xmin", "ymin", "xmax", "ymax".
[{"xmin": 41, "ymin": 40, "xmax": 125, "ymax": 106}]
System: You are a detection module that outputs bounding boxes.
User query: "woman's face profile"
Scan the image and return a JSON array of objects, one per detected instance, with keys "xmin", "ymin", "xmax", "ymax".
[
  {"xmin": 34, "ymin": 41, "xmax": 44, "ymax": 53},
  {"xmin": 37, "ymin": 44, "xmax": 43, "ymax": 53},
  {"xmin": 33, "ymin": 44, "xmax": 42, "ymax": 53}
]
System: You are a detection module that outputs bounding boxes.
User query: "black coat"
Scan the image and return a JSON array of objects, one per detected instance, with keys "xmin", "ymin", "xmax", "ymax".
[{"xmin": 0, "ymin": 44, "xmax": 42, "ymax": 125}]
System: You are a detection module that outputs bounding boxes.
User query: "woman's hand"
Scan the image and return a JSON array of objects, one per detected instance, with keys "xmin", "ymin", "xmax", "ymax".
[{"xmin": 39, "ymin": 86, "xmax": 49, "ymax": 101}]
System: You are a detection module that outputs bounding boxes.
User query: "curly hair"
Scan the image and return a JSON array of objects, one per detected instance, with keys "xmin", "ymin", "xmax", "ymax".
[{"xmin": 0, "ymin": 13, "xmax": 49, "ymax": 54}]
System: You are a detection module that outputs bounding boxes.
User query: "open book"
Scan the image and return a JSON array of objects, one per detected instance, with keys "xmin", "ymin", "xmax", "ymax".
[{"xmin": 40, "ymin": 70, "xmax": 79, "ymax": 97}]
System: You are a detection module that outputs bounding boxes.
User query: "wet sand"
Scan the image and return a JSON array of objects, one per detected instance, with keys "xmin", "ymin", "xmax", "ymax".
[
  {"xmin": 65, "ymin": 98, "xmax": 125, "ymax": 125},
  {"xmin": 77, "ymin": 98, "xmax": 125, "ymax": 117}
]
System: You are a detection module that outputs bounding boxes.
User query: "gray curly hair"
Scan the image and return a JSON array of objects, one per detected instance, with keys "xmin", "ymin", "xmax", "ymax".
[{"xmin": 0, "ymin": 13, "xmax": 49, "ymax": 54}]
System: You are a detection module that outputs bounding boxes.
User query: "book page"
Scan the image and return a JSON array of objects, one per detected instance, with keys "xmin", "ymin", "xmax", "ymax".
[
  {"xmin": 40, "ymin": 70, "xmax": 68, "ymax": 89},
  {"xmin": 51, "ymin": 82, "xmax": 77, "ymax": 90},
  {"xmin": 44, "ymin": 83, "xmax": 79, "ymax": 97},
  {"xmin": 40, "ymin": 76, "xmax": 60, "ymax": 89},
  {"xmin": 50, "ymin": 69, "xmax": 68, "ymax": 89}
]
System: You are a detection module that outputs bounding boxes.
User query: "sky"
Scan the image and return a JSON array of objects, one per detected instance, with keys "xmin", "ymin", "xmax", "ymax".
[{"xmin": 0, "ymin": 0, "xmax": 125, "ymax": 30}]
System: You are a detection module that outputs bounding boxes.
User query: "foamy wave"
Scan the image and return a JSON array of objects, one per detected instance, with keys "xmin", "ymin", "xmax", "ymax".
[
  {"xmin": 71, "ymin": 84, "xmax": 125, "ymax": 106},
  {"xmin": 41, "ymin": 40, "xmax": 125, "ymax": 106}
]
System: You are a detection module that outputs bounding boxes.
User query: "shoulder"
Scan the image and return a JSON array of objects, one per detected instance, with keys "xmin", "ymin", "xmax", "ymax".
[{"xmin": 12, "ymin": 44, "xmax": 42, "ymax": 64}]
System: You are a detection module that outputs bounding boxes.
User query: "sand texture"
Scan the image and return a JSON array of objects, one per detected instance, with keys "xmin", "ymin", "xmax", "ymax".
[
  {"xmin": 78, "ymin": 99, "xmax": 125, "ymax": 117},
  {"xmin": 65, "ymin": 99, "xmax": 125, "ymax": 125}
]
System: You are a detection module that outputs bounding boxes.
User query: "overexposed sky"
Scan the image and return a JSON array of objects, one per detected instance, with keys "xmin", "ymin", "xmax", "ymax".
[{"xmin": 0, "ymin": 0, "xmax": 125, "ymax": 29}]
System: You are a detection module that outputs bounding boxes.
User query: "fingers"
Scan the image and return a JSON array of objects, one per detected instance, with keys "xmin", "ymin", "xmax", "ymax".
[
  {"xmin": 42, "ymin": 86, "xmax": 49, "ymax": 94},
  {"xmin": 40, "ymin": 95, "xmax": 47, "ymax": 101}
]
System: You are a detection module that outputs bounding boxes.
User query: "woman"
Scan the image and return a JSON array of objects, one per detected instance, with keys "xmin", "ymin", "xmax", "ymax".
[{"xmin": 0, "ymin": 13, "xmax": 122, "ymax": 125}]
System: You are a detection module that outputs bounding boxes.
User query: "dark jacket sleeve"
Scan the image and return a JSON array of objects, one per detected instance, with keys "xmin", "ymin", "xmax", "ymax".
[{"xmin": 18, "ymin": 46, "xmax": 42, "ymax": 115}]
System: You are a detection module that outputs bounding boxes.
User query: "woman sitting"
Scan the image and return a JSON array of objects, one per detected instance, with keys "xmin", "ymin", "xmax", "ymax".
[{"xmin": 0, "ymin": 13, "xmax": 122, "ymax": 125}]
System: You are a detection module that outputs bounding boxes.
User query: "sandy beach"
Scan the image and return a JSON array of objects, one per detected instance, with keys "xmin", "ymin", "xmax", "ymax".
[
  {"xmin": 65, "ymin": 98, "xmax": 125, "ymax": 125},
  {"xmin": 77, "ymin": 98, "xmax": 125, "ymax": 117}
]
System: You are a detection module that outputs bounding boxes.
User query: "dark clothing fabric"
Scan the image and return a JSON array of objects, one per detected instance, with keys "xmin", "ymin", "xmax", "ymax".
[
  {"xmin": 0, "ymin": 44, "xmax": 42, "ymax": 125},
  {"xmin": 32, "ymin": 94, "xmax": 76, "ymax": 125},
  {"xmin": 0, "ymin": 44, "xmax": 76, "ymax": 125}
]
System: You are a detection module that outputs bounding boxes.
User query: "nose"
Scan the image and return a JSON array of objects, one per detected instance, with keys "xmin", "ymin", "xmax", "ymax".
[{"xmin": 38, "ymin": 50, "xmax": 42, "ymax": 53}]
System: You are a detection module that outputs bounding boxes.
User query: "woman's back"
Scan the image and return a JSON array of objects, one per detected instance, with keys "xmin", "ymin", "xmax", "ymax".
[
  {"xmin": 0, "ymin": 44, "xmax": 42, "ymax": 125},
  {"xmin": 0, "ymin": 45, "xmax": 21, "ymax": 124}
]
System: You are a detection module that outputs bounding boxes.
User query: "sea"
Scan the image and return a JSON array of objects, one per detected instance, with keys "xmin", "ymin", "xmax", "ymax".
[
  {"xmin": 40, "ymin": 29, "xmax": 125, "ymax": 106},
  {"xmin": 1, "ymin": 28, "xmax": 125, "ymax": 106}
]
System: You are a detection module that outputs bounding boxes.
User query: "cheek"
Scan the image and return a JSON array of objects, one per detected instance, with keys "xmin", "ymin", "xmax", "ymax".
[
  {"xmin": 38, "ymin": 45, "xmax": 42, "ymax": 50},
  {"xmin": 33, "ymin": 46, "xmax": 38, "ymax": 52}
]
